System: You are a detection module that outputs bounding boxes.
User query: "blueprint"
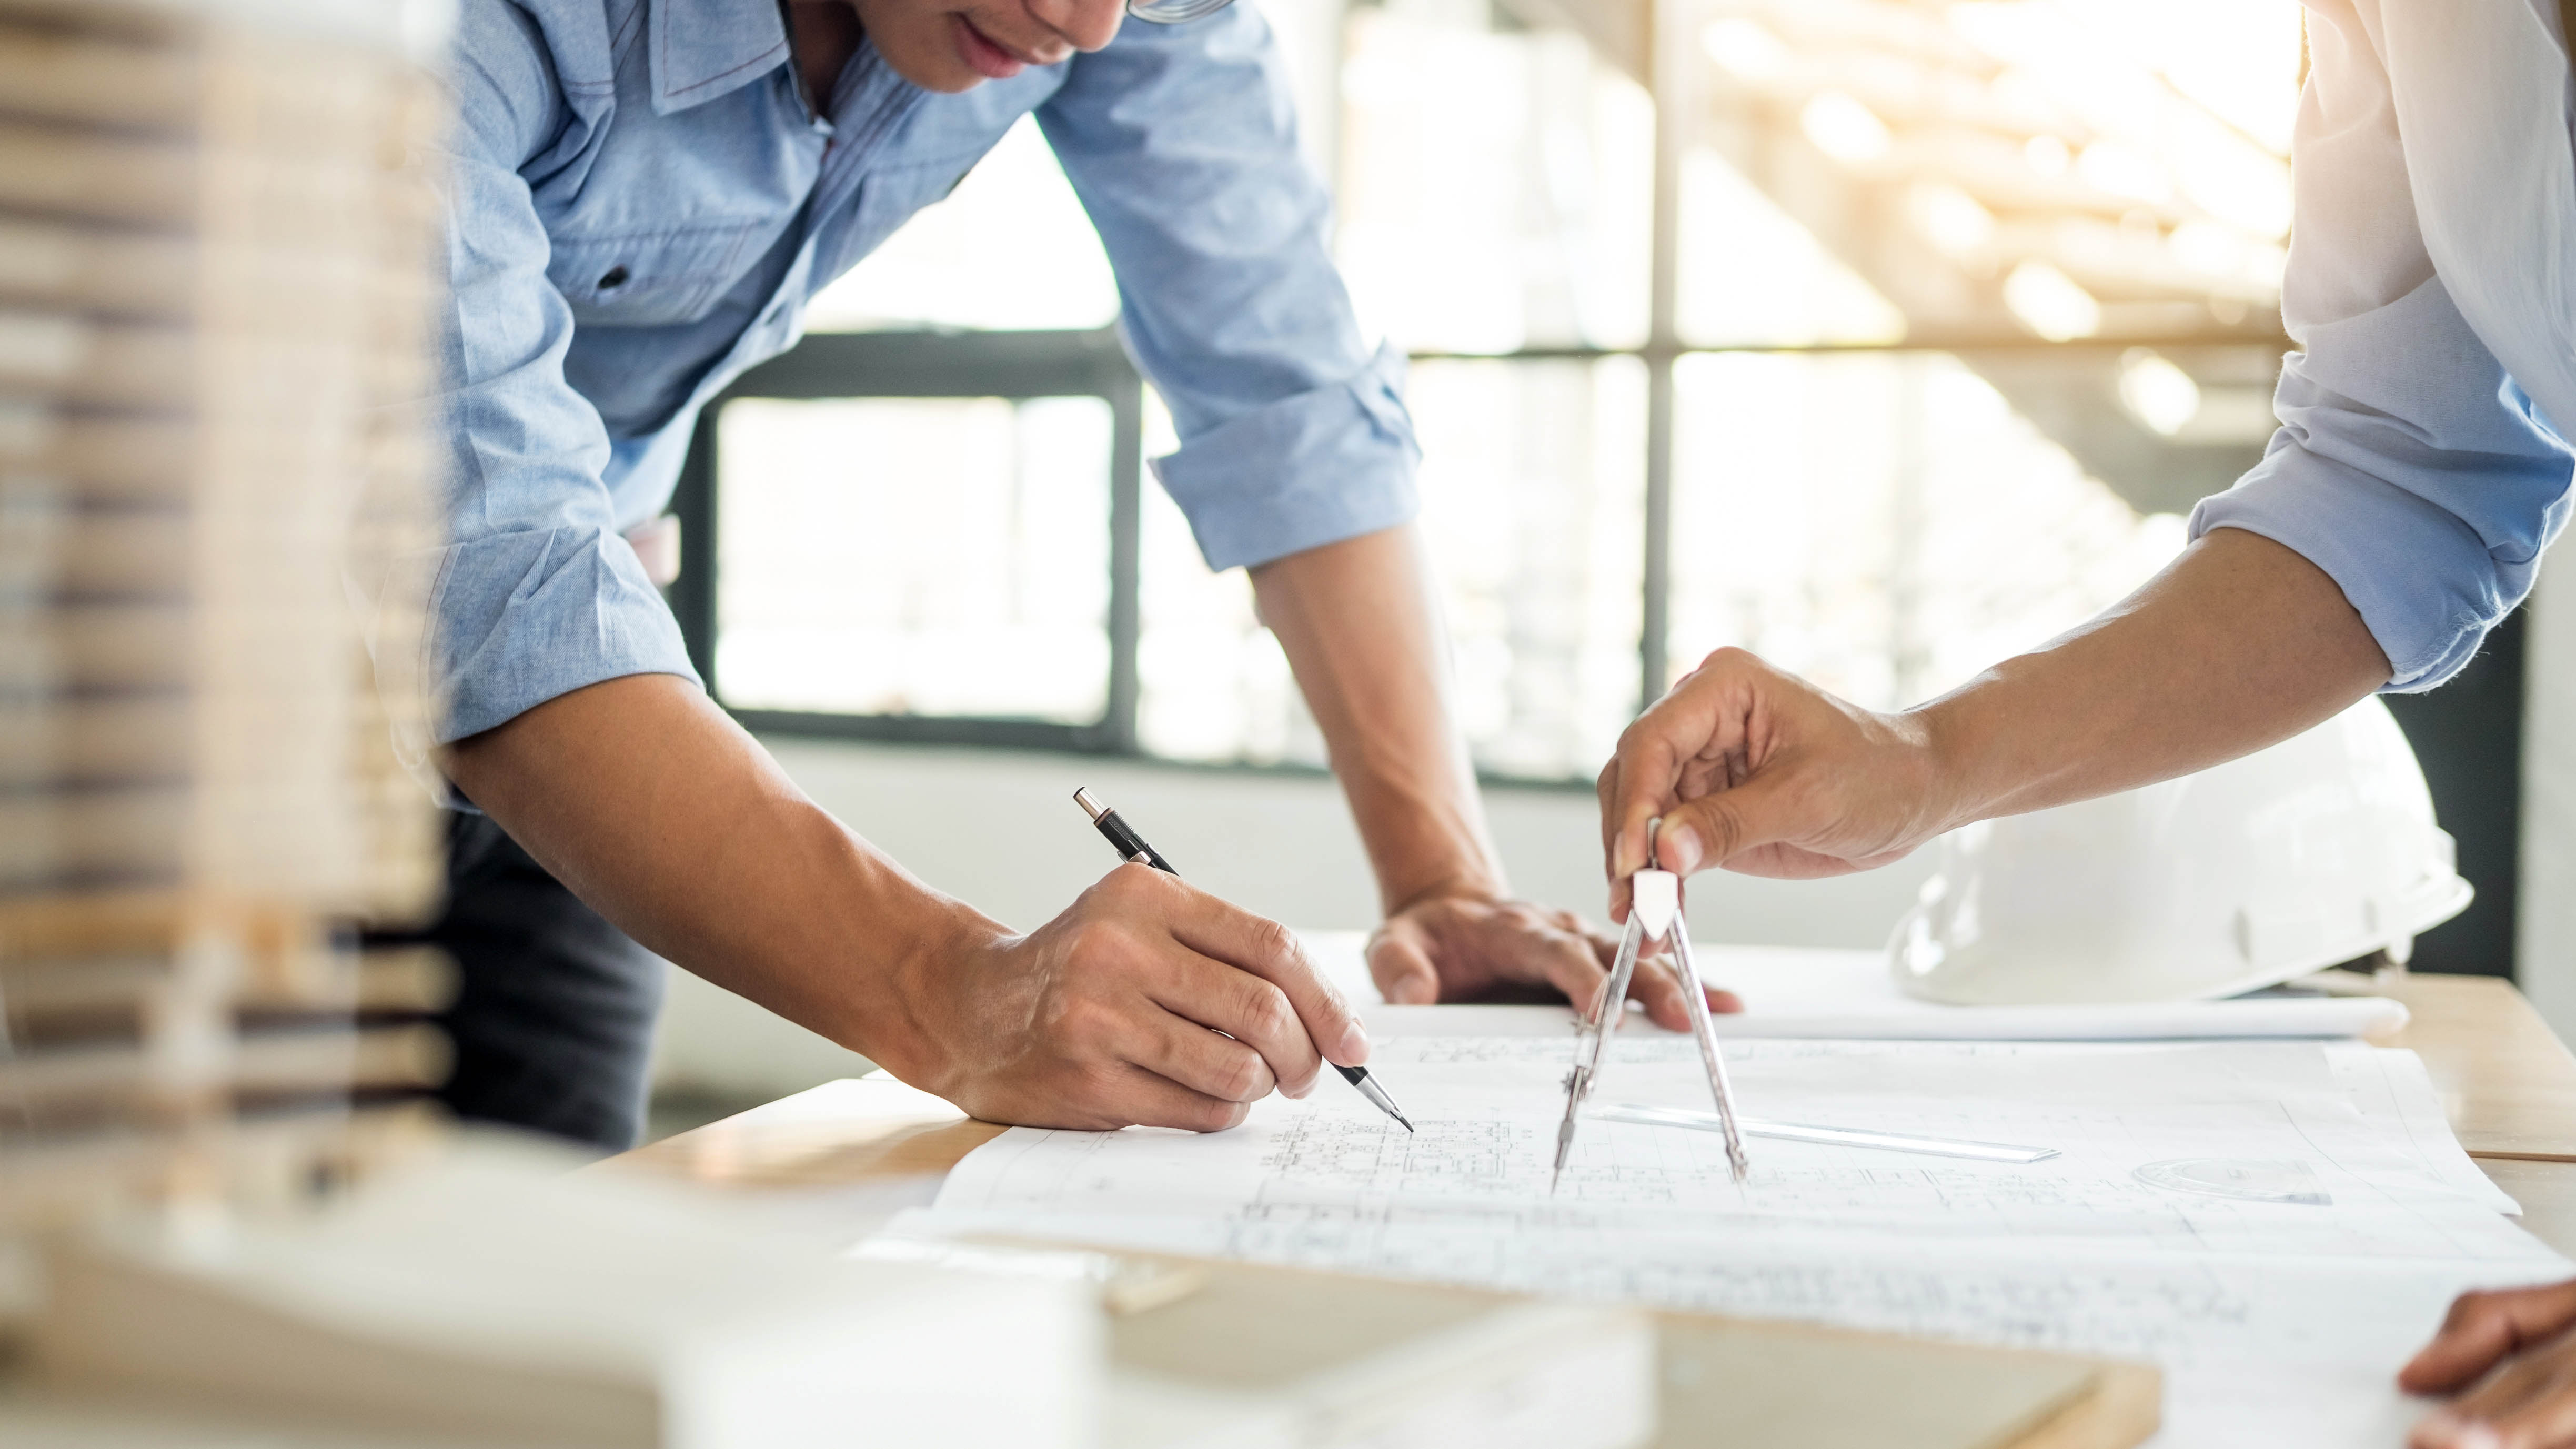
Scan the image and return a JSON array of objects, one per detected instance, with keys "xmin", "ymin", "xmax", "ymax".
[{"xmin": 914, "ymin": 1037, "xmax": 2571, "ymax": 1449}]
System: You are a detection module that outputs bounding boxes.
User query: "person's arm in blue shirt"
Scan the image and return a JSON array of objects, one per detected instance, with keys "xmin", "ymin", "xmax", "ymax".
[
  {"xmin": 431, "ymin": 0, "xmax": 1376, "ymax": 1136},
  {"xmin": 1586, "ymin": 0, "xmax": 2562, "ymax": 904},
  {"xmin": 2184, "ymin": 0, "xmax": 2573, "ymax": 695},
  {"xmin": 1034, "ymin": 11, "xmax": 1728, "ymax": 1029},
  {"xmin": 432, "ymin": 0, "xmax": 700, "ymax": 746}
]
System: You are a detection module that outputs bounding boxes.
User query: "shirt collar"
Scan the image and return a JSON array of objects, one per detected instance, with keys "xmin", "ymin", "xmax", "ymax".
[{"xmin": 647, "ymin": 0, "xmax": 793, "ymax": 116}]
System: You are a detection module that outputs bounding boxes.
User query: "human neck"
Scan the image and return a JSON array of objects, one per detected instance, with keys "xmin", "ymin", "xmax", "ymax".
[{"xmin": 784, "ymin": 0, "xmax": 864, "ymax": 114}]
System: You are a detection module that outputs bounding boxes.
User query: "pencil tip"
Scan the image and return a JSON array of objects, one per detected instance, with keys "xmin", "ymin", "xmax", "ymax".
[{"xmin": 1397, "ymin": 1115, "xmax": 1414, "ymax": 1133}]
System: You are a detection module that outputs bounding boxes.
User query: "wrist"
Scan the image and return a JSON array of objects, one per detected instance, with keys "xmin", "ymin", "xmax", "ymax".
[
  {"xmin": 1381, "ymin": 866, "xmax": 1508, "ymax": 920},
  {"xmin": 1905, "ymin": 693, "xmax": 1996, "ymax": 842},
  {"xmin": 846, "ymin": 892, "xmax": 1010, "ymax": 1098}
]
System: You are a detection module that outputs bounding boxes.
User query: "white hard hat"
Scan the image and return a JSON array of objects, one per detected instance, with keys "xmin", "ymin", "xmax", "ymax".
[{"xmin": 1889, "ymin": 698, "xmax": 2472, "ymax": 1005}]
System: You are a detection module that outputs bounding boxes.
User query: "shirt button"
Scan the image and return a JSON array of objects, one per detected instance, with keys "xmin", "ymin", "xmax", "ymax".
[{"xmin": 598, "ymin": 265, "xmax": 630, "ymax": 290}]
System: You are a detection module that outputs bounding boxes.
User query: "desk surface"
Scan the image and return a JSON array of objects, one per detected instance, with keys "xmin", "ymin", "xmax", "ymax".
[
  {"xmin": 2342, "ymin": 969, "xmax": 2576, "ymax": 1161},
  {"xmin": 617, "ymin": 968, "xmax": 2576, "ymax": 1255}
]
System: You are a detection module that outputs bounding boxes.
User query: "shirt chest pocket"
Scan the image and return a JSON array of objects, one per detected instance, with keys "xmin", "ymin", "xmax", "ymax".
[{"xmin": 547, "ymin": 222, "xmax": 766, "ymax": 329}]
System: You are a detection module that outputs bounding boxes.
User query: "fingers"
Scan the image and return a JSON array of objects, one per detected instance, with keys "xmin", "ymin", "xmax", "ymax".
[
  {"xmin": 1597, "ymin": 757, "xmax": 1633, "ymax": 924},
  {"xmin": 1140, "ymin": 868, "xmax": 1370, "ymax": 1068},
  {"xmin": 1377, "ymin": 898, "xmax": 1616, "ymax": 1014},
  {"xmin": 1102, "ymin": 1062, "xmax": 1255, "ymax": 1134},
  {"xmin": 1121, "ymin": 996, "xmax": 1284, "ymax": 1101},
  {"xmin": 2408, "ymin": 1284, "xmax": 2576, "ymax": 1395},
  {"xmin": 1624, "ymin": 951, "xmax": 1694, "ymax": 1032},
  {"xmin": 1601, "ymin": 648, "xmax": 1764, "ymax": 884},
  {"xmin": 1654, "ymin": 773, "xmax": 1802, "ymax": 877},
  {"xmin": 2415, "ymin": 1323, "xmax": 2576, "ymax": 1449},
  {"xmin": 1146, "ymin": 960, "xmax": 1320, "ymax": 1099},
  {"xmin": 1368, "ymin": 930, "xmax": 1441, "ymax": 1005},
  {"xmin": 1484, "ymin": 909, "xmax": 1614, "ymax": 1017}
]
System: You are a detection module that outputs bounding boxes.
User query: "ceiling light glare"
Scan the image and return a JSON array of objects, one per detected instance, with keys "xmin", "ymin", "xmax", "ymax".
[
  {"xmin": 1802, "ymin": 91, "xmax": 1894, "ymax": 166},
  {"xmin": 2002, "ymin": 260, "xmax": 2100, "ymax": 340},
  {"xmin": 1910, "ymin": 182, "xmax": 1996, "ymax": 257},
  {"xmin": 2118, "ymin": 348, "xmax": 2202, "ymax": 437},
  {"xmin": 1702, "ymin": 18, "xmax": 1788, "ymax": 79}
]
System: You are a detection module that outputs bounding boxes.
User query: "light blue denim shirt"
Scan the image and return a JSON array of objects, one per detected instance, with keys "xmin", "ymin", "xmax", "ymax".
[
  {"xmin": 430, "ymin": 0, "xmax": 1418, "ymax": 742},
  {"xmin": 2188, "ymin": 0, "xmax": 2576, "ymax": 690}
]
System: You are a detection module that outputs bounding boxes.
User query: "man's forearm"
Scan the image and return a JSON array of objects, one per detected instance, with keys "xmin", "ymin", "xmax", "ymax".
[
  {"xmin": 1920, "ymin": 526, "xmax": 2393, "ymax": 829},
  {"xmin": 1250, "ymin": 524, "xmax": 1506, "ymax": 911},
  {"xmin": 438, "ymin": 673, "xmax": 998, "ymax": 1080}
]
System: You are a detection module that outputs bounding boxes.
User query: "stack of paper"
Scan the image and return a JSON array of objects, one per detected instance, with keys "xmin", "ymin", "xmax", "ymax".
[
  {"xmin": 0, "ymin": 0, "xmax": 451, "ymax": 1225},
  {"xmin": 915, "ymin": 1033, "xmax": 2569, "ymax": 1449}
]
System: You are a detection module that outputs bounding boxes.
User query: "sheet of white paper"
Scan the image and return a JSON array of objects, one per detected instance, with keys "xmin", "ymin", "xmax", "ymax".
[
  {"xmin": 917, "ymin": 1037, "xmax": 2566, "ymax": 1449},
  {"xmin": 1308, "ymin": 933, "xmax": 2411, "ymax": 1041},
  {"xmin": 2325, "ymin": 1043, "xmax": 2523, "ymax": 1215}
]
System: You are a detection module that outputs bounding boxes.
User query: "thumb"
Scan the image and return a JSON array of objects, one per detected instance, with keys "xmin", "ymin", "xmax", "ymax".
[
  {"xmin": 2402, "ymin": 1283, "xmax": 2576, "ymax": 1394},
  {"xmin": 1656, "ymin": 775, "xmax": 1798, "ymax": 876},
  {"xmin": 1368, "ymin": 930, "xmax": 1442, "ymax": 1006}
]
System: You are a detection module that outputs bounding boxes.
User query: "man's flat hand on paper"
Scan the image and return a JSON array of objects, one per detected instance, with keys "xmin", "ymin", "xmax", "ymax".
[
  {"xmin": 903, "ymin": 863, "xmax": 1371, "ymax": 1133},
  {"xmin": 1366, "ymin": 891, "xmax": 1740, "ymax": 1032},
  {"xmin": 2405, "ymin": 1280, "xmax": 2576, "ymax": 1449},
  {"xmin": 1251, "ymin": 527, "xmax": 1735, "ymax": 1033}
]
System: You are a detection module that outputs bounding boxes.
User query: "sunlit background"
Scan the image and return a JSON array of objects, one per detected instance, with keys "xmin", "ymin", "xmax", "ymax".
[
  {"xmin": 649, "ymin": 0, "xmax": 2561, "ymax": 1119},
  {"xmin": 705, "ymin": 0, "xmax": 2297, "ymax": 784}
]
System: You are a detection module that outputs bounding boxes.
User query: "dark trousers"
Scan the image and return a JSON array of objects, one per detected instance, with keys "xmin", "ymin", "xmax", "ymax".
[{"xmin": 365, "ymin": 812, "xmax": 666, "ymax": 1154}]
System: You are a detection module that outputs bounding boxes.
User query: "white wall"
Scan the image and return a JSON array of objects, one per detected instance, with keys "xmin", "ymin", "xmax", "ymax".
[
  {"xmin": 648, "ymin": 736, "xmax": 1936, "ymax": 1099},
  {"xmin": 2522, "ymin": 551, "xmax": 2576, "ymax": 1043}
]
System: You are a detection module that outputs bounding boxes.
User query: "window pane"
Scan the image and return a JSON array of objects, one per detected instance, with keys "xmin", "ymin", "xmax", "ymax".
[
  {"xmin": 1416, "ymin": 356, "xmax": 1645, "ymax": 780},
  {"xmin": 803, "ymin": 117, "xmax": 1119, "ymax": 334},
  {"xmin": 1336, "ymin": 4, "xmax": 1652, "ymax": 353},
  {"xmin": 1136, "ymin": 358, "xmax": 1645, "ymax": 781},
  {"xmin": 1666, "ymin": 351, "xmax": 2185, "ymax": 711},
  {"xmin": 1136, "ymin": 389, "xmax": 1322, "ymax": 768},
  {"xmin": 715, "ymin": 396, "xmax": 1113, "ymax": 722}
]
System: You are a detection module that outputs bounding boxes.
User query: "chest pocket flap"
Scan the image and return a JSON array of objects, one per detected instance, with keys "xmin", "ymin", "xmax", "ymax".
[{"xmin": 547, "ymin": 222, "xmax": 764, "ymax": 329}]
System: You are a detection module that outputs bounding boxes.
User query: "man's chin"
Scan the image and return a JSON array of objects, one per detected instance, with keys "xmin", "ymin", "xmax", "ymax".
[{"xmin": 875, "ymin": 37, "xmax": 989, "ymax": 92}]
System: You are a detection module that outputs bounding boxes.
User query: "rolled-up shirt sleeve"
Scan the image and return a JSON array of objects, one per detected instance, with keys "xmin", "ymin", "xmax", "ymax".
[
  {"xmin": 2186, "ymin": 0, "xmax": 2572, "ymax": 692},
  {"xmin": 1037, "ymin": 10, "xmax": 1420, "ymax": 572},
  {"xmin": 2195, "ymin": 276, "xmax": 2570, "ymax": 689},
  {"xmin": 426, "ymin": 1, "xmax": 698, "ymax": 744}
]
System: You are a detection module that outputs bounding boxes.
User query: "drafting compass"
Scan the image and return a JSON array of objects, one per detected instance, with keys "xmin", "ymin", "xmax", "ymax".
[{"xmin": 1552, "ymin": 817, "xmax": 1749, "ymax": 1192}]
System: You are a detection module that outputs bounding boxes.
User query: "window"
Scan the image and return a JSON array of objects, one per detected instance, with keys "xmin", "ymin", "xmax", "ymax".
[
  {"xmin": 675, "ymin": 0, "xmax": 2299, "ymax": 783},
  {"xmin": 713, "ymin": 395, "xmax": 1115, "ymax": 723}
]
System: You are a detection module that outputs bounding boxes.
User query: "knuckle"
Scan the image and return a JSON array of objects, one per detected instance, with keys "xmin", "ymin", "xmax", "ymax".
[
  {"xmin": 1214, "ymin": 1048, "xmax": 1269, "ymax": 1102},
  {"xmin": 1244, "ymin": 917, "xmax": 1300, "ymax": 968},
  {"xmin": 1067, "ymin": 1061, "xmax": 1126, "ymax": 1115},
  {"xmin": 1701, "ymin": 799, "xmax": 1748, "ymax": 857},
  {"xmin": 1038, "ymin": 987, "xmax": 1114, "ymax": 1041},
  {"xmin": 1242, "ymin": 983, "xmax": 1301, "ymax": 1046},
  {"xmin": 1058, "ymin": 918, "xmax": 1121, "ymax": 966},
  {"xmin": 1196, "ymin": 1100, "xmax": 1251, "ymax": 1133}
]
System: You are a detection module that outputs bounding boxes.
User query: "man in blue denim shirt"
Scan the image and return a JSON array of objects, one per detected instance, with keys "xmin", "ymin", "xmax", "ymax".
[{"xmin": 411, "ymin": 0, "xmax": 1726, "ymax": 1150}]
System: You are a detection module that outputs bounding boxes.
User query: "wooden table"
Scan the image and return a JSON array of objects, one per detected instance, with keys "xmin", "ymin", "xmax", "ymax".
[
  {"xmin": 597, "ymin": 971, "xmax": 2576, "ymax": 1449},
  {"xmin": 2319, "ymin": 969, "xmax": 2576, "ymax": 1255},
  {"xmin": 619, "ymin": 968, "xmax": 2576, "ymax": 1254}
]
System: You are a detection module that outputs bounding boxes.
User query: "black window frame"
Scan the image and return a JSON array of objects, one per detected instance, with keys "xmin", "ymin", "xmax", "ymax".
[{"xmin": 668, "ymin": 326, "xmax": 1146, "ymax": 756}]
